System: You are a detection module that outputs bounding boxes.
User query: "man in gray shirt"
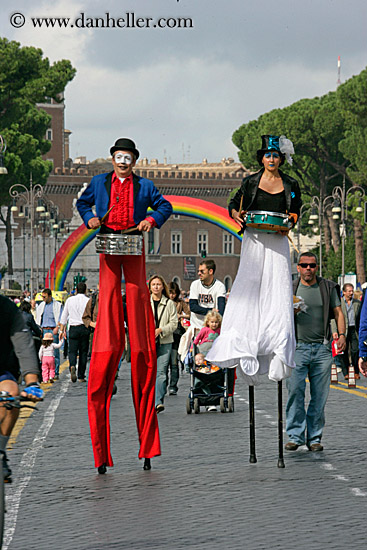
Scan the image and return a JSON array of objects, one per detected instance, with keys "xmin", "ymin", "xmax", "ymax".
[{"xmin": 285, "ymin": 252, "xmax": 346, "ymax": 452}]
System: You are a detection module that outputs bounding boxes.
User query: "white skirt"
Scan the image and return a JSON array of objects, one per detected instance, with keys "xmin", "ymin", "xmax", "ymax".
[{"xmin": 206, "ymin": 228, "xmax": 296, "ymax": 385}]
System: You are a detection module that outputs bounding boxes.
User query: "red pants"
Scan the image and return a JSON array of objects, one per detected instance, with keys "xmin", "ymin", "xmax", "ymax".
[{"xmin": 88, "ymin": 251, "xmax": 161, "ymax": 468}]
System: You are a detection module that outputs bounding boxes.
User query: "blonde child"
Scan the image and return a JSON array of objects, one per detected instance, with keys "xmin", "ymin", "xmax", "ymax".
[
  {"xmin": 193, "ymin": 311, "xmax": 222, "ymax": 353},
  {"xmin": 39, "ymin": 332, "xmax": 64, "ymax": 383}
]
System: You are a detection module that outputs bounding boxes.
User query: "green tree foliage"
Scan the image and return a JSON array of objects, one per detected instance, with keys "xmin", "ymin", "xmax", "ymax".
[
  {"xmin": 0, "ymin": 38, "xmax": 76, "ymax": 274},
  {"xmin": 232, "ymin": 67, "xmax": 367, "ymax": 282}
]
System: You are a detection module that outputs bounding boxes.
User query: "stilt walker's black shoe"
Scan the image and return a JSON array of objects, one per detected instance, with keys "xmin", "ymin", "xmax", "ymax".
[
  {"xmin": 143, "ymin": 458, "xmax": 151, "ymax": 470},
  {"xmin": 98, "ymin": 463, "xmax": 107, "ymax": 474}
]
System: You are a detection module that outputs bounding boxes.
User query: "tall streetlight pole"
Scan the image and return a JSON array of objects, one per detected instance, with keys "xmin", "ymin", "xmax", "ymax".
[
  {"xmin": 331, "ymin": 177, "xmax": 365, "ymax": 287},
  {"xmin": 9, "ymin": 174, "xmax": 45, "ymax": 296},
  {"xmin": 308, "ymin": 194, "xmax": 334, "ymax": 277}
]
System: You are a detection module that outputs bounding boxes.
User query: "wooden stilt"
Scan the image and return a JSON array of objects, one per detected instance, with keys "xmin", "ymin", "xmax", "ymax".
[
  {"xmin": 249, "ymin": 385, "xmax": 257, "ymax": 463},
  {"xmin": 277, "ymin": 381, "xmax": 285, "ymax": 468}
]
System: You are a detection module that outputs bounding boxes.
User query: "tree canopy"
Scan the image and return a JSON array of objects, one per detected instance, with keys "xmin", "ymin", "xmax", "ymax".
[
  {"xmin": 232, "ymin": 67, "xmax": 367, "ymax": 282},
  {"xmin": 0, "ymin": 38, "xmax": 76, "ymax": 203}
]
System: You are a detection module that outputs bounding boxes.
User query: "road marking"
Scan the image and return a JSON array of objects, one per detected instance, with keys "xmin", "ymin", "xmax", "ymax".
[
  {"xmin": 322, "ymin": 463, "xmax": 336, "ymax": 471},
  {"xmin": 7, "ymin": 360, "xmax": 70, "ymax": 450},
  {"xmin": 3, "ymin": 377, "xmax": 70, "ymax": 550},
  {"xmin": 351, "ymin": 488, "xmax": 367, "ymax": 497},
  {"xmin": 329, "ymin": 385, "xmax": 367, "ymax": 399}
]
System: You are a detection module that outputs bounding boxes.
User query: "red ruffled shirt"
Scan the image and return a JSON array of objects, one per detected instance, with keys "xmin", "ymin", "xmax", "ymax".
[{"xmin": 104, "ymin": 172, "xmax": 156, "ymax": 230}]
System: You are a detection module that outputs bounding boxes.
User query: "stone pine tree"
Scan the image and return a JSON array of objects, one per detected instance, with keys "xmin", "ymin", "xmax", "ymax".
[
  {"xmin": 0, "ymin": 38, "xmax": 76, "ymax": 281},
  {"xmin": 232, "ymin": 75, "xmax": 367, "ymax": 283}
]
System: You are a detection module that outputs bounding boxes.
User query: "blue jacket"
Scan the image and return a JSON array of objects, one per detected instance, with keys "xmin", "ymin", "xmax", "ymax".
[
  {"xmin": 76, "ymin": 171, "xmax": 172, "ymax": 229},
  {"xmin": 358, "ymin": 294, "xmax": 367, "ymax": 356}
]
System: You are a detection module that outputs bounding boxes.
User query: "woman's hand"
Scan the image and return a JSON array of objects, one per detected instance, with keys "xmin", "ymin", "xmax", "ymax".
[
  {"xmin": 155, "ymin": 328, "xmax": 163, "ymax": 338},
  {"xmin": 231, "ymin": 209, "xmax": 245, "ymax": 228}
]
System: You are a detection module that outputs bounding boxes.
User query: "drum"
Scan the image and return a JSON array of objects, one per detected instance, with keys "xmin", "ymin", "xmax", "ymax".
[
  {"xmin": 95, "ymin": 234, "xmax": 143, "ymax": 255},
  {"xmin": 244, "ymin": 210, "xmax": 292, "ymax": 233}
]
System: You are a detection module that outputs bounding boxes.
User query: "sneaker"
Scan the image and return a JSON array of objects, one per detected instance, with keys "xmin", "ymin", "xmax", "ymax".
[
  {"xmin": 70, "ymin": 366, "xmax": 77, "ymax": 383},
  {"xmin": 78, "ymin": 378, "xmax": 87, "ymax": 383},
  {"xmin": 206, "ymin": 405, "xmax": 217, "ymax": 412},
  {"xmin": 1, "ymin": 451, "xmax": 12, "ymax": 483},
  {"xmin": 169, "ymin": 389, "xmax": 177, "ymax": 396},
  {"xmin": 156, "ymin": 404, "xmax": 165, "ymax": 413},
  {"xmin": 54, "ymin": 375, "xmax": 59, "ymax": 380}
]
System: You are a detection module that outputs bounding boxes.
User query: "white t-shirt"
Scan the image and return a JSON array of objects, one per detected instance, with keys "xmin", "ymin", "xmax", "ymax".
[
  {"xmin": 60, "ymin": 294, "xmax": 90, "ymax": 326},
  {"xmin": 189, "ymin": 279, "xmax": 226, "ymax": 329}
]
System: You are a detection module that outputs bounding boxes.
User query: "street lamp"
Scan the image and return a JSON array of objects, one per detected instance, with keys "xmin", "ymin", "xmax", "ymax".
[
  {"xmin": 307, "ymin": 194, "xmax": 334, "ymax": 277},
  {"xmin": 330, "ymin": 176, "xmax": 365, "ymax": 286},
  {"xmin": 9, "ymin": 174, "xmax": 45, "ymax": 296},
  {"xmin": 0, "ymin": 135, "xmax": 7, "ymax": 175}
]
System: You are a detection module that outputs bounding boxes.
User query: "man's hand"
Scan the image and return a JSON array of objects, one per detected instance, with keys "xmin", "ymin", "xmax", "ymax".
[
  {"xmin": 358, "ymin": 358, "xmax": 367, "ymax": 377},
  {"xmin": 138, "ymin": 219, "xmax": 152, "ymax": 232},
  {"xmin": 332, "ymin": 332, "xmax": 339, "ymax": 340},
  {"xmin": 90, "ymin": 321, "xmax": 96, "ymax": 329},
  {"xmin": 88, "ymin": 217, "xmax": 101, "ymax": 229},
  {"xmin": 337, "ymin": 334, "xmax": 346, "ymax": 352}
]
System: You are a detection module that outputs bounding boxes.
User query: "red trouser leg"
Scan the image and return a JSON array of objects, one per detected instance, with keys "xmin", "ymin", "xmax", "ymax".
[
  {"xmin": 123, "ymin": 252, "xmax": 161, "ymax": 459},
  {"xmin": 88, "ymin": 254, "xmax": 125, "ymax": 468}
]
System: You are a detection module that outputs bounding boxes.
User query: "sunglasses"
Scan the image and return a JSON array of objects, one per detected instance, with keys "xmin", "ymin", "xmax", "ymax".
[
  {"xmin": 264, "ymin": 152, "xmax": 280, "ymax": 159},
  {"xmin": 298, "ymin": 263, "xmax": 317, "ymax": 268},
  {"xmin": 198, "ymin": 269, "xmax": 206, "ymax": 274}
]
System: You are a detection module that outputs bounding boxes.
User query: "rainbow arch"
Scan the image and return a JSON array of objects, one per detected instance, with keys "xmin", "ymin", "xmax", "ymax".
[{"xmin": 46, "ymin": 195, "xmax": 241, "ymax": 290}]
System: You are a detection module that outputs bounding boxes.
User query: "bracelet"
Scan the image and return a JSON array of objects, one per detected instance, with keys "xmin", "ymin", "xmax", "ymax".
[{"xmin": 339, "ymin": 333, "xmax": 345, "ymax": 337}]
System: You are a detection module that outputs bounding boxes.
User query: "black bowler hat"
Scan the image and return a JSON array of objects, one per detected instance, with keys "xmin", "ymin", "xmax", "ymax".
[{"xmin": 110, "ymin": 138, "xmax": 140, "ymax": 160}]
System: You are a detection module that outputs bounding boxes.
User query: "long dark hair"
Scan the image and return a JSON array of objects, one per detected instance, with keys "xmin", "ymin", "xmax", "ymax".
[{"xmin": 168, "ymin": 281, "xmax": 180, "ymax": 302}]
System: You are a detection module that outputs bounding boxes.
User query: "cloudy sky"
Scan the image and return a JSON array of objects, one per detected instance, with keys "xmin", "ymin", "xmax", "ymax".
[{"xmin": 1, "ymin": 0, "xmax": 367, "ymax": 164}]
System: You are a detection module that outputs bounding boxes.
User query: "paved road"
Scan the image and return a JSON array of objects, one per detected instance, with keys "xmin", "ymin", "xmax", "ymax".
[{"xmin": 4, "ymin": 362, "xmax": 367, "ymax": 550}]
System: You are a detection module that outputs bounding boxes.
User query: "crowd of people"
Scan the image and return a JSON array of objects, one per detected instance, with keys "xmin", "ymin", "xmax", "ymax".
[{"xmin": 3, "ymin": 134, "xmax": 367, "ymax": 481}]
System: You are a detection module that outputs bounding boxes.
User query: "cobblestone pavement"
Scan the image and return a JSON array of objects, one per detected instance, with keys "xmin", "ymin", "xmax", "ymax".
[{"xmin": 3, "ymin": 362, "xmax": 367, "ymax": 550}]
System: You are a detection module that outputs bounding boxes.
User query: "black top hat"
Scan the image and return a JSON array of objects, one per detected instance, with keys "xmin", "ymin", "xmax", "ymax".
[{"xmin": 110, "ymin": 138, "xmax": 140, "ymax": 160}]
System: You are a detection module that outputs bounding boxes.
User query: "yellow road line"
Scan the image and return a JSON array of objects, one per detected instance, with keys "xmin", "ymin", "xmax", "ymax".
[
  {"xmin": 329, "ymin": 384, "xmax": 367, "ymax": 399},
  {"xmin": 337, "ymin": 380, "xmax": 367, "ymax": 392},
  {"xmin": 7, "ymin": 360, "xmax": 69, "ymax": 450}
]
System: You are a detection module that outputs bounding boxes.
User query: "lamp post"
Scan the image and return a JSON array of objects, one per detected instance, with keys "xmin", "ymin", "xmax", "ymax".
[
  {"xmin": 331, "ymin": 176, "xmax": 365, "ymax": 287},
  {"xmin": 9, "ymin": 174, "xmax": 45, "ymax": 296},
  {"xmin": 307, "ymin": 194, "xmax": 334, "ymax": 277},
  {"xmin": 0, "ymin": 135, "xmax": 7, "ymax": 175}
]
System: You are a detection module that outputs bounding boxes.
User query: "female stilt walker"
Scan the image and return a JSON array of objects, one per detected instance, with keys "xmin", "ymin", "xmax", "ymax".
[{"xmin": 206, "ymin": 135, "xmax": 302, "ymax": 466}]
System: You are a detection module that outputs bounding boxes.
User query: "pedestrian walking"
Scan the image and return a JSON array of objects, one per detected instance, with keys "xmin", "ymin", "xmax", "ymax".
[
  {"xmin": 76, "ymin": 137, "xmax": 172, "ymax": 473},
  {"xmin": 35, "ymin": 288, "xmax": 63, "ymax": 380},
  {"xmin": 189, "ymin": 259, "xmax": 226, "ymax": 330},
  {"xmin": 60, "ymin": 282, "xmax": 90, "ymax": 383},
  {"xmin": 285, "ymin": 252, "xmax": 346, "ymax": 452},
  {"xmin": 167, "ymin": 281, "xmax": 190, "ymax": 395},
  {"xmin": 331, "ymin": 283, "xmax": 361, "ymax": 380},
  {"xmin": 149, "ymin": 275, "xmax": 178, "ymax": 413},
  {"xmin": 39, "ymin": 332, "xmax": 64, "ymax": 383}
]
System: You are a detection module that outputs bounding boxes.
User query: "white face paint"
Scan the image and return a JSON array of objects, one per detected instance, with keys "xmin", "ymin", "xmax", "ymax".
[{"xmin": 114, "ymin": 153, "xmax": 133, "ymax": 165}]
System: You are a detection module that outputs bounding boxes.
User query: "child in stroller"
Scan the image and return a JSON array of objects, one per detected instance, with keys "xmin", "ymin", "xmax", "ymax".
[{"xmin": 186, "ymin": 312, "xmax": 235, "ymax": 413}]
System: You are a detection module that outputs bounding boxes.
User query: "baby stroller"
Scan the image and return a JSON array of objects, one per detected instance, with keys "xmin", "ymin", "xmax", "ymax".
[{"xmin": 185, "ymin": 340, "xmax": 235, "ymax": 414}]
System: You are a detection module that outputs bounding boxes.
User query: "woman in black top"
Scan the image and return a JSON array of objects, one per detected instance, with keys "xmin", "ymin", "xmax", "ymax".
[{"xmin": 207, "ymin": 135, "xmax": 302, "ymax": 386}]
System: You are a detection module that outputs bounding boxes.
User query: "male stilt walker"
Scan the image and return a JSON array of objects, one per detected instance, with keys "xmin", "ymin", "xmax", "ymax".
[{"xmin": 77, "ymin": 138, "xmax": 172, "ymax": 473}]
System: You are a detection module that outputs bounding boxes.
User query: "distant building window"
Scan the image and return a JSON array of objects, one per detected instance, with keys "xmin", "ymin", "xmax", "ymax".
[
  {"xmin": 148, "ymin": 230, "xmax": 155, "ymax": 254},
  {"xmin": 223, "ymin": 233, "xmax": 233, "ymax": 255},
  {"xmin": 197, "ymin": 231, "xmax": 208, "ymax": 256},
  {"xmin": 46, "ymin": 129, "xmax": 53, "ymax": 141},
  {"xmin": 171, "ymin": 231, "xmax": 182, "ymax": 254}
]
